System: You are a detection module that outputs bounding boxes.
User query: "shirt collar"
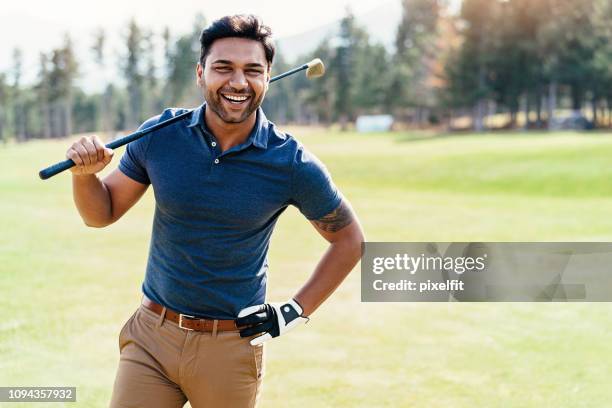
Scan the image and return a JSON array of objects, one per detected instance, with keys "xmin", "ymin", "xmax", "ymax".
[{"xmin": 187, "ymin": 103, "xmax": 269, "ymax": 149}]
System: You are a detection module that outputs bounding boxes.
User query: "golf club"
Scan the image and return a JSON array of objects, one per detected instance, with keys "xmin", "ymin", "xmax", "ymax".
[{"xmin": 39, "ymin": 58, "xmax": 326, "ymax": 180}]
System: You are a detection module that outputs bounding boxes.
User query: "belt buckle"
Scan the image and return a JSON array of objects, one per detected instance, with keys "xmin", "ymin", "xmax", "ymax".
[{"xmin": 178, "ymin": 314, "xmax": 196, "ymax": 331}]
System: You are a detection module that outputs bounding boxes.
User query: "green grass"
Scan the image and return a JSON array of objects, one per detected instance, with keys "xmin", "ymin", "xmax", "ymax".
[{"xmin": 1, "ymin": 129, "xmax": 612, "ymax": 407}]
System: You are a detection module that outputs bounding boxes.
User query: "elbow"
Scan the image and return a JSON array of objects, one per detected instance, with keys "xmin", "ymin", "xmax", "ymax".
[
  {"xmin": 83, "ymin": 218, "xmax": 112, "ymax": 228},
  {"xmin": 79, "ymin": 209, "xmax": 115, "ymax": 228},
  {"xmin": 352, "ymin": 230, "xmax": 365, "ymax": 261},
  {"xmin": 352, "ymin": 220, "xmax": 366, "ymax": 246},
  {"xmin": 345, "ymin": 225, "xmax": 365, "ymax": 263},
  {"xmin": 84, "ymin": 221, "xmax": 107, "ymax": 228},
  {"xmin": 355, "ymin": 226, "xmax": 365, "ymax": 245}
]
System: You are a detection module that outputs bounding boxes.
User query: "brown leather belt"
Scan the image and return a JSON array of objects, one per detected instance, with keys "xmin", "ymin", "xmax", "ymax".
[{"xmin": 141, "ymin": 296, "xmax": 241, "ymax": 332}]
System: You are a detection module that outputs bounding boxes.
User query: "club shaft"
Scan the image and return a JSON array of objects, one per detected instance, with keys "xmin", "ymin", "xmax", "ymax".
[
  {"xmin": 38, "ymin": 111, "xmax": 192, "ymax": 180},
  {"xmin": 39, "ymin": 62, "xmax": 312, "ymax": 180},
  {"xmin": 269, "ymin": 65, "xmax": 308, "ymax": 83}
]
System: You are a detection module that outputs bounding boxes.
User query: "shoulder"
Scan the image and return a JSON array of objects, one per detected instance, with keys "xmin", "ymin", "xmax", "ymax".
[
  {"xmin": 130, "ymin": 107, "xmax": 193, "ymax": 154},
  {"xmin": 122, "ymin": 107, "xmax": 191, "ymax": 161},
  {"xmin": 138, "ymin": 107, "xmax": 192, "ymax": 132},
  {"xmin": 264, "ymin": 121, "xmax": 321, "ymax": 166},
  {"xmin": 263, "ymin": 120, "xmax": 293, "ymax": 148},
  {"xmin": 264, "ymin": 123, "xmax": 332, "ymax": 185}
]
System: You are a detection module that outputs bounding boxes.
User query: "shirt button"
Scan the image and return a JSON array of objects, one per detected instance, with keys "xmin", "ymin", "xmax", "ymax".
[
  {"xmin": 211, "ymin": 141, "xmax": 217, "ymax": 147},
  {"xmin": 214, "ymin": 158, "xmax": 220, "ymax": 164}
]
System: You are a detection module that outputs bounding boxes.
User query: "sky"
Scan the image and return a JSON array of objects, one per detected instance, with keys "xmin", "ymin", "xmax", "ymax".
[{"xmin": 0, "ymin": 0, "xmax": 461, "ymax": 89}]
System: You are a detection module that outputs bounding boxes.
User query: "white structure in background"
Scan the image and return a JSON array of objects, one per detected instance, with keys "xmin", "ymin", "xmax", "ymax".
[{"xmin": 356, "ymin": 115, "xmax": 394, "ymax": 133}]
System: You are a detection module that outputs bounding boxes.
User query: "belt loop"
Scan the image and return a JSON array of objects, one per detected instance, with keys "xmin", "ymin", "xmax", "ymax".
[
  {"xmin": 212, "ymin": 319, "xmax": 219, "ymax": 338},
  {"xmin": 157, "ymin": 306, "xmax": 167, "ymax": 328}
]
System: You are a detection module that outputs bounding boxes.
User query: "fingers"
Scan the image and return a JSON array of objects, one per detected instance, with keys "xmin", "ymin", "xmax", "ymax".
[
  {"xmin": 94, "ymin": 135, "xmax": 114, "ymax": 165},
  {"xmin": 102, "ymin": 147, "xmax": 114, "ymax": 165},
  {"xmin": 68, "ymin": 137, "xmax": 92, "ymax": 166},
  {"xmin": 73, "ymin": 142, "xmax": 91, "ymax": 166},
  {"xmin": 66, "ymin": 146, "xmax": 84, "ymax": 166},
  {"xmin": 237, "ymin": 304, "xmax": 265, "ymax": 319},
  {"xmin": 66, "ymin": 135, "xmax": 111, "ymax": 169},
  {"xmin": 236, "ymin": 308, "xmax": 269, "ymax": 327},
  {"xmin": 92, "ymin": 135, "xmax": 105, "ymax": 162},
  {"xmin": 81, "ymin": 136, "xmax": 98, "ymax": 165},
  {"xmin": 239, "ymin": 321, "xmax": 272, "ymax": 338},
  {"xmin": 236, "ymin": 304, "xmax": 270, "ymax": 328},
  {"xmin": 250, "ymin": 333, "xmax": 272, "ymax": 346},
  {"xmin": 237, "ymin": 303, "xmax": 273, "ymax": 339}
]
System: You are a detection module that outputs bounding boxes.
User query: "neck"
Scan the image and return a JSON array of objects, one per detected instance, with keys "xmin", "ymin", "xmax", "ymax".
[{"xmin": 204, "ymin": 107, "xmax": 257, "ymax": 152}]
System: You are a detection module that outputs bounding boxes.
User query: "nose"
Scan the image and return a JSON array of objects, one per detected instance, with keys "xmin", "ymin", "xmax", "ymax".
[{"xmin": 229, "ymin": 69, "xmax": 248, "ymax": 90}]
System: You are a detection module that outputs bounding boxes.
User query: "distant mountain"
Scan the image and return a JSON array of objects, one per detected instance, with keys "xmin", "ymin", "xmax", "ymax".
[{"xmin": 276, "ymin": 0, "xmax": 402, "ymax": 63}]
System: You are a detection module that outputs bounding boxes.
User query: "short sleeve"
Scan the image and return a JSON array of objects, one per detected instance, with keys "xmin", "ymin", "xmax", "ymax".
[
  {"xmin": 290, "ymin": 145, "xmax": 342, "ymax": 220},
  {"xmin": 118, "ymin": 116, "xmax": 159, "ymax": 185}
]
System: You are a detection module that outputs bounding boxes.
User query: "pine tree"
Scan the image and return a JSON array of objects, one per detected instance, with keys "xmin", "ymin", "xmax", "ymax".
[
  {"xmin": 392, "ymin": 0, "xmax": 440, "ymax": 124},
  {"xmin": 123, "ymin": 19, "xmax": 145, "ymax": 128}
]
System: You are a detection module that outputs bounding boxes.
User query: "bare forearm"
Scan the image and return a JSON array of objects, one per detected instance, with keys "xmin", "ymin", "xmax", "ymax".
[
  {"xmin": 72, "ymin": 174, "xmax": 112, "ymax": 227},
  {"xmin": 293, "ymin": 235, "xmax": 362, "ymax": 317}
]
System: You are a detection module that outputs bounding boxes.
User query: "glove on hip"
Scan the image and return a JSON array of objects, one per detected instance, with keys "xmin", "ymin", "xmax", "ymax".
[{"xmin": 236, "ymin": 299, "xmax": 308, "ymax": 346}]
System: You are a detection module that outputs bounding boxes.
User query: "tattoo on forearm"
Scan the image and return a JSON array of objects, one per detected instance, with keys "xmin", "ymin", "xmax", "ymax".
[{"xmin": 313, "ymin": 201, "xmax": 354, "ymax": 233}]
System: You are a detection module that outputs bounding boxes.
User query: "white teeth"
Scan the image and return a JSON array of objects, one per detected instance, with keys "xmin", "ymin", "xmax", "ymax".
[{"xmin": 222, "ymin": 94, "xmax": 249, "ymax": 102}]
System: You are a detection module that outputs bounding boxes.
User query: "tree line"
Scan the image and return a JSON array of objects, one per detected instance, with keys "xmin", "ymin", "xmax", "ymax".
[
  {"xmin": 1, "ymin": 0, "xmax": 611, "ymax": 142},
  {"xmin": 444, "ymin": 0, "xmax": 612, "ymax": 130},
  {"xmin": 279, "ymin": 0, "xmax": 612, "ymax": 130},
  {"xmin": 0, "ymin": 15, "xmax": 206, "ymax": 142}
]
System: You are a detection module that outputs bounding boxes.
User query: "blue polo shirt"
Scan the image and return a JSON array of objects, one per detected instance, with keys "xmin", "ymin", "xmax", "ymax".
[{"xmin": 119, "ymin": 104, "xmax": 341, "ymax": 319}]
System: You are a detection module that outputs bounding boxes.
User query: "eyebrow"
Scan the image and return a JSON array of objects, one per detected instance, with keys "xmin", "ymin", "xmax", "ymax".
[{"xmin": 211, "ymin": 59, "xmax": 266, "ymax": 69}]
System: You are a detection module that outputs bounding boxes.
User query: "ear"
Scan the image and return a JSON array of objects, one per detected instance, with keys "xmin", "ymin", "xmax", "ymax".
[
  {"xmin": 264, "ymin": 64, "xmax": 272, "ymax": 90},
  {"xmin": 196, "ymin": 62, "xmax": 204, "ymax": 87}
]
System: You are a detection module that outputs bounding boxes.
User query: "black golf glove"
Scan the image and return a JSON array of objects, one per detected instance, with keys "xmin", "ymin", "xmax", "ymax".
[{"xmin": 236, "ymin": 299, "xmax": 309, "ymax": 346}]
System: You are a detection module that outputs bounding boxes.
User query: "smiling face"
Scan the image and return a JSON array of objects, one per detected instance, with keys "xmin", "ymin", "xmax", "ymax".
[{"xmin": 197, "ymin": 37, "xmax": 270, "ymax": 124}]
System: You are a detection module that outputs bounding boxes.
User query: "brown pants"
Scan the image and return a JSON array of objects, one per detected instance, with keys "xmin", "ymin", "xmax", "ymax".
[{"xmin": 109, "ymin": 305, "xmax": 265, "ymax": 408}]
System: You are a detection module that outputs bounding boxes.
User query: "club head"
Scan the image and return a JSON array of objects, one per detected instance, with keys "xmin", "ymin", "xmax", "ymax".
[{"xmin": 305, "ymin": 58, "xmax": 325, "ymax": 79}]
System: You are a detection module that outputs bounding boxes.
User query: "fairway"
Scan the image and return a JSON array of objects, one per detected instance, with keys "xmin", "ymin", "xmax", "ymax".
[{"xmin": 2, "ymin": 129, "xmax": 612, "ymax": 407}]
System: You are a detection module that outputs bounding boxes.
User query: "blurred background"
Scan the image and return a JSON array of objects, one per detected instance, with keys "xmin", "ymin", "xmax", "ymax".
[
  {"xmin": 2, "ymin": 1, "xmax": 612, "ymax": 407},
  {"xmin": 0, "ymin": 0, "xmax": 610, "ymax": 142}
]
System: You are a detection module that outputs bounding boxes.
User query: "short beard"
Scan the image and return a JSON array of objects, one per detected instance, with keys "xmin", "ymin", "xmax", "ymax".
[{"xmin": 204, "ymin": 86, "xmax": 265, "ymax": 124}]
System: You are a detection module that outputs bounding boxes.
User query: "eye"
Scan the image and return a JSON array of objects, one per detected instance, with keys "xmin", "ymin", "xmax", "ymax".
[{"xmin": 215, "ymin": 66, "xmax": 231, "ymax": 72}]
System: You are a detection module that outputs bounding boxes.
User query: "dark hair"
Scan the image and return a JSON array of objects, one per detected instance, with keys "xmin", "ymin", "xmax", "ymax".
[{"xmin": 199, "ymin": 15, "xmax": 275, "ymax": 67}]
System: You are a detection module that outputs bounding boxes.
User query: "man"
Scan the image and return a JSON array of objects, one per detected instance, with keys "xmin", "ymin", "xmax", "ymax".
[{"xmin": 66, "ymin": 14, "xmax": 364, "ymax": 408}]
